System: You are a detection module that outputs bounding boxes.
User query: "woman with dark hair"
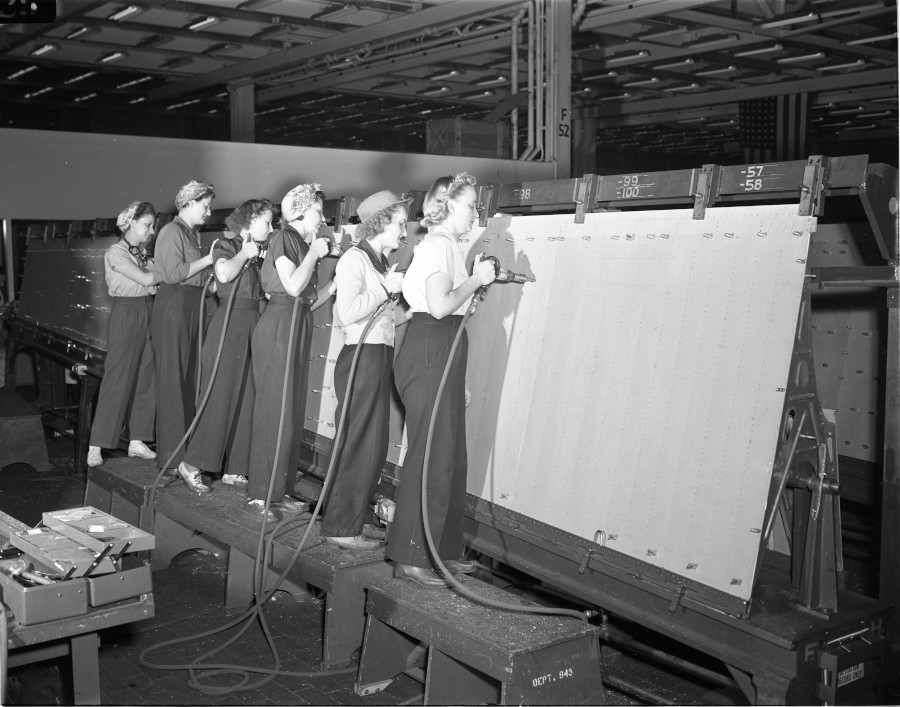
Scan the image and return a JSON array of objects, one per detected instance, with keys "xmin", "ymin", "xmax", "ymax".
[
  {"xmin": 87, "ymin": 201, "xmax": 163, "ymax": 468},
  {"xmin": 150, "ymin": 180, "xmax": 215, "ymax": 488},
  {"xmin": 386, "ymin": 172, "xmax": 495, "ymax": 587},
  {"xmin": 322, "ymin": 190, "xmax": 409, "ymax": 550},
  {"xmin": 177, "ymin": 198, "xmax": 274, "ymax": 492},
  {"xmin": 245, "ymin": 184, "xmax": 330, "ymax": 521}
]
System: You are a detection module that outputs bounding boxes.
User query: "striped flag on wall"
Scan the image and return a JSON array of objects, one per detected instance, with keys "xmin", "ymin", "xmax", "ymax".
[{"xmin": 739, "ymin": 93, "xmax": 810, "ymax": 163}]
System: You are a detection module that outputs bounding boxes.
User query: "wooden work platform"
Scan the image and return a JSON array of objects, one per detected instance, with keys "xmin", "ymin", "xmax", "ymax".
[
  {"xmin": 357, "ymin": 575, "xmax": 605, "ymax": 705},
  {"xmin": 0, "ymin": 508, "xmax": 154, "ymax": 705},
  {"xmin": 86, "ymin": 458, "xmax": 393, "ymax": 669}
]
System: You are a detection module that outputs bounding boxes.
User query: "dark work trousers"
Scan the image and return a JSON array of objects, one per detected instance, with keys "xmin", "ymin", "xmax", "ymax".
[
  {"xmin": 183, "ymin": 299, "xmax": 260, "ymax": 474},
  {"xmin": 322, "ymin": 343, "xmax": 393, "ymax": 538},
  {"xmin": 150, "ymin": 283, "xmax": 204, "ymax": 470},
  {"xmin": 89, "ymin": 296, "xmax": 156, "ymax": 448},
  {"xmin": 246, "ymin": 296, "xmax": 313, "ymax": 503},
  {"xmin": 386, "ymin": 314, "xmax": 468, "ymax": 569}
]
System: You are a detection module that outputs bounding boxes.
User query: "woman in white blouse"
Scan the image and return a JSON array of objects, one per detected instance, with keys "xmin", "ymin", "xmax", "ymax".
[
  {"xmin": 322, "ymin": 190, "xmax": 409, "ymax": 551},
  {"xmin": 386, "ymin": 173, "xmax": 495, "ymax": 587}
]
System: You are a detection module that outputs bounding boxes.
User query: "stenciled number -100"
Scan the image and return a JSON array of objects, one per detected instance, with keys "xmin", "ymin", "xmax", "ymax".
[{"xmin": 620, "ymin": 175, "xmax": 645, "ymax": 198}]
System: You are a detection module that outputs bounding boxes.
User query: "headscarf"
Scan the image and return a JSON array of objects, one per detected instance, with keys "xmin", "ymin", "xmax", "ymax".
[
  {"xmin": 116, "ymin": 201, "xmax": 142, "ymax": 233},
  {"xmin": 175, "ymin": 180, "xmax": 215, "ymax": 210},
  {"xmin": 280, "ymin": 183, "xmax": 322, "ymax": 222}
]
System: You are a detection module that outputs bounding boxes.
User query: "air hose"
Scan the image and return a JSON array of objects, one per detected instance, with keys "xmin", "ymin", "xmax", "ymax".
[
  {"xmin": 140, "ymin": 265, "xmax": 393, "ymax": 694},
  {"xmin": 418, "ymin": 273, "xmax": 591, "ymax": 623}
]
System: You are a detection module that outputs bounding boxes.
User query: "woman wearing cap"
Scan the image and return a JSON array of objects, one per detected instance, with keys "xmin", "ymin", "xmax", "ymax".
[
  {"xmin": 150, "ymin": 179, "xmax": 215, "ymax": 487},
  {"xmin": 87, "ymin": 201, "xmax": 163, "ymax": 469},
  {"xmin": 322, "ymin": 191, "xmax": 408, "ymax": 551},
  {"xmin": 245, "ymin": 184, "xmax": 330, "ymax": 521},
  {"xmin": 177, "ymin": 199, "xmax": 274, "ymax": 493},
  {"xmin": 387, "ymin": 172, "xmax": 495, "ymax": 588}
]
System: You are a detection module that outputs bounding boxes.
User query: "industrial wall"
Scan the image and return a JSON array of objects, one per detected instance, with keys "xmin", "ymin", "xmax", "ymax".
[{"xmin": 0, "ymin": 128, "xmax": 556, "ymax": 220}]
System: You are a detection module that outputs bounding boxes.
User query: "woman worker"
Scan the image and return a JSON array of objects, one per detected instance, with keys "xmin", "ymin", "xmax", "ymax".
[
  {"xmin": 87, "ymin": 201, "xmax": 163, "ymax": 468},
  {"xmin": 150, "ymin": 180, "xmax": 215, "ymax": 486},
  {"xmin": 386, "ymin": 173, "xmax": 495, "ymax": 587},
  {"xmin": 176, "ymin": 199, "xmax": 273, "ymax": 492},
  {"xmin": 245, "ymin": 184, "xmax": 330, "ymax": 521},
  {"xmin": 321, "ymin": 191, "xmax": 408, "ymax": 550}
]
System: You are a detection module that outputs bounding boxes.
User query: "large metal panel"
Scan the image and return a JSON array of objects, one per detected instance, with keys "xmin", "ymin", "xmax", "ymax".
[
  {"xmin": 460, "ymin": 205, "xmax": 812, "ymax": 602},
  {"xmin": 16, "ymin": 237, "xmax": 117, "ymax": 348}
]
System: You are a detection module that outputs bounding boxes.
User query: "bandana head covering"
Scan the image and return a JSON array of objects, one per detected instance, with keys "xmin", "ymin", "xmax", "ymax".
[
  {"xmin": 280, "ymin": 183, "xmax": 322, "ymax": 222},
  {"xmin": 116, "ymin": 201, "xmax": 142, "ymax": 233},
  {"xmin": 175, "ymin": 180, "xmax": 215, "ymax": 210}
]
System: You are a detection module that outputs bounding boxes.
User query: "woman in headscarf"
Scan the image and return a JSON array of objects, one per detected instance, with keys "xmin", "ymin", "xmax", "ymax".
[
  {"xmin": 245, "ymin": 184, "xmax": 330, "ymax": 521},
  {"xmin": 386, "ymin": 172, "xmax": 495, "ymax": 587},
  {"xmin": 149, "ymin": 179, "xmax": 214, "ymax": 488},
  {"xmin": 321, "ymin": 190, "xmax": 409, "ymax": 550},
  {"xmin": 177, "ymin": 198, "xmax": 273, "ymax": 492},
  {"xmin": 87, "ymin": 201, "xmax": 162, "ymax": 468}
]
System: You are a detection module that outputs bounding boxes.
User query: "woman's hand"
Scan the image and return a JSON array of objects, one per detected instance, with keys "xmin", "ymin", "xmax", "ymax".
[
  {"xmin": 383, "ymin": 263, "xmax": 404, "ymax": 293},
  {"xmin": 473, "ymin": 253, "xmax": 496, "ymax": 286},
  {"xmin": 240, "ymin": 239, "xmax": 260, "ymax": 260},
  {"xmin": 310, "ymin": 238, "xmax": 330, "ymax": 259}
]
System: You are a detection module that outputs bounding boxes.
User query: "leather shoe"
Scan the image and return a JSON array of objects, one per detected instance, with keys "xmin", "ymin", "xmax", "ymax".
[
  {"xmin": 271, "ymin": 496, "xmax": 309, "ymax": 515},
  {"xmin": 246, "ymin": 499, "xmax": 277, "ymax": 524},
  {"xmin": 177, "ymin": 462, "xmax": 210, "ymax": 493},
  {"xmin": 362, "ymin": 523, "xmax": 386, "ymax": 540},
  {"xmin": 443, "ymin": 559, "xmax": 477, "ymax": 574},
  {"xmin": 394, "ymin": 563, "xmax": 451, "ymax": 588},
  {"xmin": 324, "ymin": 535, "xmax": 383, "ymax": 551}
]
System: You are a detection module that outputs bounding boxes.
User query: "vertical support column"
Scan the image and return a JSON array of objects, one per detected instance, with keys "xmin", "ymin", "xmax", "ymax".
[
  {"xmin": 880, "ymin": 284, "xmax": 899, "ymax": 650},
  {"xmin": 572, "ymin": 117, "xmax": 596, "ymax": 178},
  {"xmin": 547, "ymin": 0, "xmax": 571, "ymax": 177},
  {"xmin": 228, "ymin": 79, "xmax": 255, "ymax": 144},
  {"xmin": 2, "ymin": 218, "xmax": 13, "ymax": 304}
]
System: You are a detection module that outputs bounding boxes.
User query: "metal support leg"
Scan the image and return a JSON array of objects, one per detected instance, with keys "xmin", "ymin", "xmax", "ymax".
[
  {"xmin": 70, "ymin": 632, "xmax": 100, "ymax": 705},
  {"xmin": 881, "ymin": 289, "xmax": 900, "ymax": 654},
  {"xmin": 425, "ymin": 647, "xmax": 497, "ymax": 706},
  {"xmin": 355, "ymin": 615, "xmax": 421, "ymax": 696},
  {"xmin": 224, "ymin": 547, "xmax": 311, "ymax": 614},
  {"xmin": 75, "ymin": 374, "xmax": 99, "ymax": 478}
]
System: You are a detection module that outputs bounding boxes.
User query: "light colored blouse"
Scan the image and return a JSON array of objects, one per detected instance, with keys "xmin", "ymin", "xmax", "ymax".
[
  {"xmin": 105, "ymin": 241, "xmax": 155, "ymax": 298},
  {"xmin": 334, "ymin": 246, "xmax": 397, "ymax": 346},
  {"xmin": 401, "ymin": 226, "xmax": 471, "ymax": 316}
]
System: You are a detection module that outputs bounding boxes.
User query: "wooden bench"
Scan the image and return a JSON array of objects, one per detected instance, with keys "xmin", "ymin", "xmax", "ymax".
[
  {"xmin": 151, "ymin": 477, "xmax": 392, "ymax": 669},
  {"xmin": 356, "ymin": 575, "xmax": 605, "ymax": 705}
]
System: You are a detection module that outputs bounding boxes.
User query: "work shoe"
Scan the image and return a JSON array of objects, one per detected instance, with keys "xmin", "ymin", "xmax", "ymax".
[
  {"xmin": 324, "ymin": 535, "xmax": 383, "ymax": 551},
  {"xmin": 87, "ymin": 446, "xmax": 103, "ymax": 468},
  {"xmin": 443, "ymin": 558, "xmax": 478, "ymax": 574},
  {"xmin": 221, "ymin": 474, "xmax": 248, "ymax": 489},
  {"xmin": 177, "ymin": 462, "xmax": 210, "ymax": 494},
  {"xmin": 362, "ymin": 523, "xmax": 386, "ymax": 540},
  {"xmin": 394, "ymin": 563, "xmax": 451, "ymax": 588},
  {"xmin": 127, "ymin": 440, "xmax": 157, "ymax": 460},
  {"xmin": 271, "ymin": 496, "xmax": 308, "ymax": 515},
  {"xmin": 246, "ymin": 499, "xmax": 277, "ymax": 523}
]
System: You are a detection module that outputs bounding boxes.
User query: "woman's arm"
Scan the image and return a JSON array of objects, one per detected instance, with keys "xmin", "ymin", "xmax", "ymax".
[
  {"xmin": 156, "ymin": 224, "xmax": 211, "ymax": 283},
  {"xmin": 336, "ymin": 253, "xmax": 388, "ymax": 326},
  {"xmin": 110, "ymin": 256, "xmax": 163, "ymax": 287},
  {"xmin": 424, "ymin": 254, "xmax": 495, "ymax": 319},
  {"xmin": 214, "ymin": 240, "xmax": 259, "ymax": 283},
  {"xmin": 275, "ymin": 239, "xmax": 328, "ymax": 297}
]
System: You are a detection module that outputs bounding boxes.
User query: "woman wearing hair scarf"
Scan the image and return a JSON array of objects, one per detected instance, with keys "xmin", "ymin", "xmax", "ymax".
[
  {"xmin": 177, "ymin": 199, "xmax": 274, "ymax": 492},
  {"xmin": 149, "ymin": 180, "xmax": 215, "ymax": 486},
  {"xmin": 87, "ymin": 201, "xmax": 162, "ymax": 468},
  {"xmin": 245, "ymin": 184, "xmax": 330, "ymax": 521},
  {"xmin": 386, "ymin": 172, "xmax": 495, "ymax": 587}
]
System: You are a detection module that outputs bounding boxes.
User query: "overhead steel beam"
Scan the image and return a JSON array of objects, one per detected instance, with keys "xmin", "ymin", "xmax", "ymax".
[
  {"xmin": 258, "ymin": 32, "xmax": 511, "ymax": 102},
  {"xmin": 0, "ymin": 0, "xmax": 105, "ymax": 52},
  {"xmin": 578, "ymin": 0, "xmax": 718, "ymax": 31},
  {"xmin": 574, "ymin": 67, "xmax": 897, "ymax": 119},
  {"xmin": 146, "ymin": 0, "xmax": 524, "ymax": 101}
]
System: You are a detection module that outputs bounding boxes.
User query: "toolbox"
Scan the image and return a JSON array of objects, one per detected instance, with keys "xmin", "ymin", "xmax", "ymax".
[{"xmin": 1, "ymin": 506, "xmax": 154, "ymax": 624}]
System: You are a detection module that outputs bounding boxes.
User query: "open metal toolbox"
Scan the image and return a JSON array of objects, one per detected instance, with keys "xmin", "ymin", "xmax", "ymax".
[{"xmin": 3, "ymin": 506, "xmax": 155, "ymax": 623}]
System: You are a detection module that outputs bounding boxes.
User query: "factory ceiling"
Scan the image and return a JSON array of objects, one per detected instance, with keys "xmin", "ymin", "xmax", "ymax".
[{"xmin": 0, "ymin": 0, "xmax": 897, "ymax": 161}]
